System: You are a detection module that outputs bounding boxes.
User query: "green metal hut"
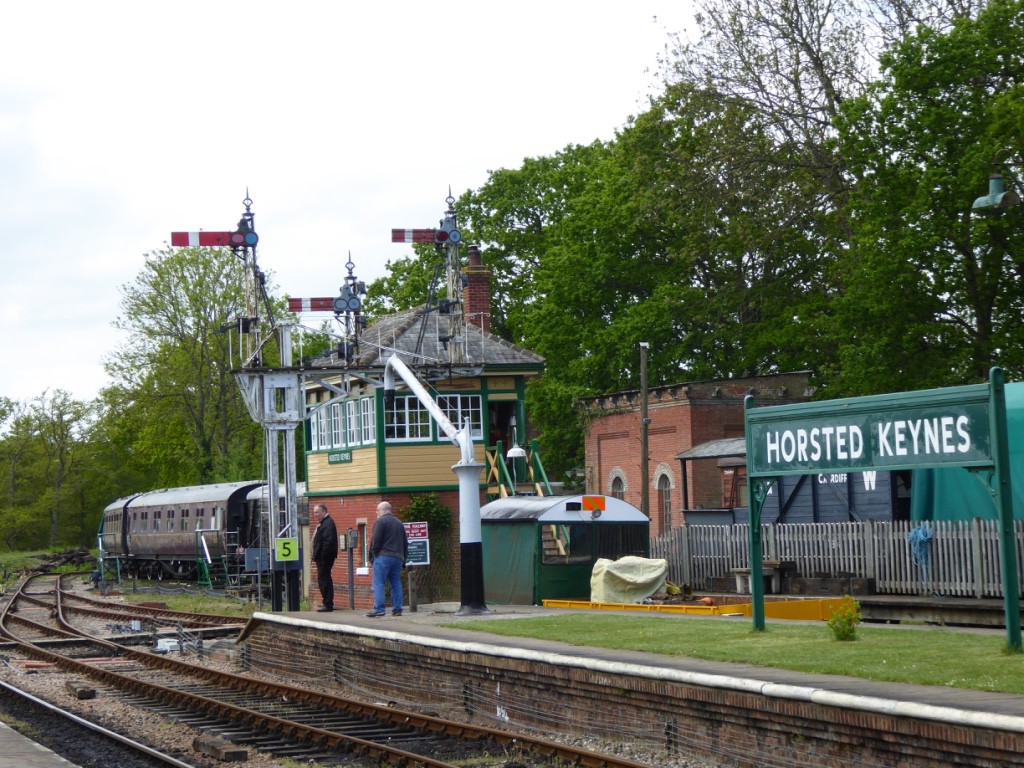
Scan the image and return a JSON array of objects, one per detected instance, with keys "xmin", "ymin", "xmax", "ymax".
[{"xmin": 481, "ymin": 494, "xmax": 650, "ymax": 605}]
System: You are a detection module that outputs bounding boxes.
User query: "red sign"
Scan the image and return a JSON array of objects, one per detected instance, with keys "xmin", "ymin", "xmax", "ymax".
[
  {"xmin": 404, "ymin": 521, "xmax": 428, "ymax": 539},
  {"xmin": 582, "ymin": 496, "xmax": 606, "ymax": 512}
]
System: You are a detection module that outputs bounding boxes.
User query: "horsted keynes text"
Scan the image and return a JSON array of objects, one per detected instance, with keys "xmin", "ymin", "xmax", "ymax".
[{"xmin": 748, "ymin": 398, "xmax": 992, "ymax": 475}]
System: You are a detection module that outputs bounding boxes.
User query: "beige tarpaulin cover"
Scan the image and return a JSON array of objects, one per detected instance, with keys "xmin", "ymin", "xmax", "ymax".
[{"xmin": 590, "ymin": 556, "xmax": 668, "ymax": 603}]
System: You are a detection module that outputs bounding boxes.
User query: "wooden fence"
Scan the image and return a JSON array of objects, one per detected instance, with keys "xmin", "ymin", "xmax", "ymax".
[{"xmin": 649, "ymin": 519, "xmax": 1024, "ymax": 598}]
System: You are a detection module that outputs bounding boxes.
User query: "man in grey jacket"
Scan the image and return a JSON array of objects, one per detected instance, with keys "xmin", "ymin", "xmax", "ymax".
[{"xmin": 366, "ymin": 501, "xmax": 408, "ymax": 617}]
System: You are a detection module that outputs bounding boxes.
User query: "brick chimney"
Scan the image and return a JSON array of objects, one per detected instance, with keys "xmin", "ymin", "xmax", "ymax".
[{"xmin": 462, "ymin": 244, "xmax": 492, "ymax": 333}]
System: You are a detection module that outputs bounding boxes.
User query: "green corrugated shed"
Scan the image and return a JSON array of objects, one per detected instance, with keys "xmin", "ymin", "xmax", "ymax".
[
  {"xmin": 481, "ymin": 495, "xmax": 650, "ymax": 605},
  {"xmin": 911, "ymin": 382, "xmax": 1024, "ymax": 521}
]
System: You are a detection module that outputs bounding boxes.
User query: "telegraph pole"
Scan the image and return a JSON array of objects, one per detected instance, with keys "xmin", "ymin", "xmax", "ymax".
[{"xmin": 639, "ymin": 342, "xmax": 650, "ymax": 520}]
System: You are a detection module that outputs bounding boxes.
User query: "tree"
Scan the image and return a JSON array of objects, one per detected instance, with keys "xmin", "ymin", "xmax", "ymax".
[
  {"xmin": 105, "ymin": 246, "xmax": 265, "ymax": 486},
  {"xmin": 455, "ymin": 84, "xmax": 835, "ymax": 474},
  {"xmin": 29, "ymin": 390, "xmax": 92, "ymax": 547},
  {"xmin": 0, "ymin": 399, "xmax": 42, "ymax": 550},
  {"xmin": 833, "ymin": 0, "xmax": 1024, "ymax": 393}
]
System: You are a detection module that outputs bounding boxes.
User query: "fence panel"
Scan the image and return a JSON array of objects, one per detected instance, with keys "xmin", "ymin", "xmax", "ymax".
[{"xmin": 651, "ymin": 519, "xmax": 1024, "ymax": 598}]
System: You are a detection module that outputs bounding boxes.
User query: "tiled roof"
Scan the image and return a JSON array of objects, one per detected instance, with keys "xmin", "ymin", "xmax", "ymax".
[{"xmin": 311, "ymin": 308, "xmax": 544, "ymax": 373}]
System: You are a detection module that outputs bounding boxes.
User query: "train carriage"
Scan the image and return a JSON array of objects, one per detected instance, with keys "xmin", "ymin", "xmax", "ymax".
[
  {"xmin": 103, "ymin": 481, "xmax": 265, "ymax": 580},
  {"xmin": 100, "ymin": 480, "xmax": 308, "ymax": 583}
]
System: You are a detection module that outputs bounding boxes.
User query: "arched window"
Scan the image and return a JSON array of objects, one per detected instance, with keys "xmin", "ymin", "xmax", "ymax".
[
  {"xmin": 658, "ymin": 475, "xmax": 672, "ymax": 529},
  {"xmin": 610, "ymin": 476, "xmax": 624, "ymax": 500}
]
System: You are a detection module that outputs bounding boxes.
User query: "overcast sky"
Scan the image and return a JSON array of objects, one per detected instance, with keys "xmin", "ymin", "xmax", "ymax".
[{"xmin": 0, "ymin": 1, "xmax": 695, "ymax": 404}]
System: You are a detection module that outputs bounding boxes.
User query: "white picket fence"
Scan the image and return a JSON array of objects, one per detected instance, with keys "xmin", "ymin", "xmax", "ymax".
[{"xmin": 649, "ymin": 520, "xmax": 1024, "ymax": 598}]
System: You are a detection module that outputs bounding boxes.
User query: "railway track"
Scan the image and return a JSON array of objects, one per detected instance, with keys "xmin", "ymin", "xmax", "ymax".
[
  {"xmin": 0, "ymin": 678, "xmax": 196, "ymax": 768},
  {"xmin": 1, "ymin": 573, "xmax": 656, "ymax": 768}
]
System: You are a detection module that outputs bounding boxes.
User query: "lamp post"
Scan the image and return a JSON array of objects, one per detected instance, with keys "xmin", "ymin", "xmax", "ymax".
[{"xmin": 971, "ymin": 165, "xmax": 1023, "ymax": 652}]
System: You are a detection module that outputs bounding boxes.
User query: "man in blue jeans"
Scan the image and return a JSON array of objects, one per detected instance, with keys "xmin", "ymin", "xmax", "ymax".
[{"xmin": 367, "ymin": 501, "xmax": 408, "ymax": 617}]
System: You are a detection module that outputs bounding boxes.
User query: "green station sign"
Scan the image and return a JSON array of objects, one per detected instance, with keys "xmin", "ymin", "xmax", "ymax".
[
  {"xmin": 747, "ymin": 383, "xmax": 993, "ymax": 476},
  {"xmin": 327, "ymin": 450, "xmax": 352, "ymax": 465},
  {"xmin": 743, "ymin": 370, "xmax": 1019, "ymax": 651}
]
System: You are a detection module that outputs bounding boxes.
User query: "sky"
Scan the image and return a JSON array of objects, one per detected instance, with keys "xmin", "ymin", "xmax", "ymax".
[{"xmin": 0, "ymin": 1, "xmax": 695, "ymax": 403}]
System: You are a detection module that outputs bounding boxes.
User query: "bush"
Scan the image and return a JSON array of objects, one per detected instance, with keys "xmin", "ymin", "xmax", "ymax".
[{"xmin": 827, "ymin": 598, "xmax": 862, "ymax": 641}]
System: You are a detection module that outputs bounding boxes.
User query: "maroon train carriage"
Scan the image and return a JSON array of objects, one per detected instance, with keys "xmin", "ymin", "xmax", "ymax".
[{"xmin": 100, "ymin": 481, "xmax": 265, "ymax": 580}]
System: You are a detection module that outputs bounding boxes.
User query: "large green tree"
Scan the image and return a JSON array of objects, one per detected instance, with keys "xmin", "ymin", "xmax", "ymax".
[
  {"xmin": 105, "ymin": 246, "xmax": 265, "ymax": 486},
  {"xmin": 0, "ymin": 391, "xmax": 105, "ymax": 550},
  {"xmin": 833, "ymin": 0, "xmax": 1024, "ymax": 393}
]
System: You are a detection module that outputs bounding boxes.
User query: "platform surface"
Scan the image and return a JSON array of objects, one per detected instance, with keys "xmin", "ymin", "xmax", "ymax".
[{"xmin": 0, "ymin": 720, "xmax": 79, "ymax": 768}]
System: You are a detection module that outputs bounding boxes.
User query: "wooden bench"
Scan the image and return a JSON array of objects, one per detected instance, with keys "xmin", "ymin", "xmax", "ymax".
[{"xmin": 731, "ymin": 560, "xmax": 798, "ymax": 594}]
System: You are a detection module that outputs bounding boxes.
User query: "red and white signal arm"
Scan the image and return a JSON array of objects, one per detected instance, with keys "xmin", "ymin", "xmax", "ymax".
[
  {"xmin": 171, "ymin": 230, "xmax": 258, "ymax": 248},
  {"xmin": 287, "ymin": 297, "xmax": 335, "ymax": 313},
  {"xmin": 171, "ymin": 231, "xmax": 233, "ymax": 247},
  {"xmin": 392, "ymin": 228, "xmax": 438, "ymax": 244},
  {"xmin": 392, "ymin": 228, "xmax": 461, "ymax": 245}
]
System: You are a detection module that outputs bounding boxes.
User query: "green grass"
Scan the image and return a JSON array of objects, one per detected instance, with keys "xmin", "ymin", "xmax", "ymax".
[
  {"xmin": 445, "ymin": 614, "xmax": 1024, "ymax": 694},
  {"xmin": 120, "ymin": 590, "xmax": 260, "ymax": 619},
  {"xmin": 0, "ymin": 549, "xmax": 81, "ymax": 582}
]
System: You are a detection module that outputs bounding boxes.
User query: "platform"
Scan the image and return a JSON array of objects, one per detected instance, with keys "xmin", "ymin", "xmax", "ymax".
[
  {"xmin": 237, "ymin": 603, "xmax": 1024, "ymax": 766},
  {"xmin": 0, "ymin": 720, "xmax": 79, "ymax": 768}
]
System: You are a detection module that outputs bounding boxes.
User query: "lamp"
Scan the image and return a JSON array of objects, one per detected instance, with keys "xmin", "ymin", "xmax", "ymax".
[
  {"xmin": 973, "ymin": 171, "xmax": 1022, "ymax": 211},
  {"xmin": 506, "ymin": 442, "xmax": 526, "ymax": 460},
  {"xmin": 506, "ymin": 426, "xmax": 526, "ymax": 495}
]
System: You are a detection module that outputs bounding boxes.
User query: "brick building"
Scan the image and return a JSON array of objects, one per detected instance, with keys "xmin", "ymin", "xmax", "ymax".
[
  {"xmin": 578, "ymin": 372, "xmax": 814, "ymax": 535},
  {"xmin": 301, "ymin": 244, "xmax": 546, "ymax": 609}
]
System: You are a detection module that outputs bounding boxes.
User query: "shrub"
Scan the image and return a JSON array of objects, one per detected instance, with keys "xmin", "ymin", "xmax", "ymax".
[{"xmin": 827, "ymin": 598, "xmax": 862, "ymax": 641}]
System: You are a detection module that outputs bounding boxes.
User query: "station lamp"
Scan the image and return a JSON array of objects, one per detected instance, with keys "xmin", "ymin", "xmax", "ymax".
[{"xmin": 972, "ymin": 171, "xmax": 1022, "ymax": 211}]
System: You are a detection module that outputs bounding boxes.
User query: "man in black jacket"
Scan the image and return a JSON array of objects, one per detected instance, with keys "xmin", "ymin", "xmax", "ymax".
[
  {"xmin": 311, "ymin": 503, "xmax": 338, "ymax": 612},
  {"xmin": 366, "ymin": 500, "xmax": 408, "ymax": 617}
]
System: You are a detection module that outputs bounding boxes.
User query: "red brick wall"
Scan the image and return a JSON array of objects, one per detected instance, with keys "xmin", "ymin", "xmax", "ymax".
[
  {"xmin": 244, "ymin": 618, "xmax": 1024, "ymax": 768},
  {"xmin": 582, "ymin": 373, "xmax": 812, "ymax": 533},
  {"xmin": 309, "ymin": 490, "xmax": 462, "ymax": 610}
]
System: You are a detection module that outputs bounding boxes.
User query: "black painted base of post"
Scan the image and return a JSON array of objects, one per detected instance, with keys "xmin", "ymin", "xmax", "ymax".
[{"xmin": 457, "ymin": 541, "xmax": 489, "ymax": 615}]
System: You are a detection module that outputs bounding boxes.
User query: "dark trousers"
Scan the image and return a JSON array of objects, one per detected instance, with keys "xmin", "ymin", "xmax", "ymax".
[{"xmin": 316, "ymin": 559, "xmax": 336, "ymax": 609}]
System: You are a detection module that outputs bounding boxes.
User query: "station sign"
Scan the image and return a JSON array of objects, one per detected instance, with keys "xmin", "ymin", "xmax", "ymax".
[{"xmin": 746, "ymin": 382, "xmax": 994, "ymax": 476}]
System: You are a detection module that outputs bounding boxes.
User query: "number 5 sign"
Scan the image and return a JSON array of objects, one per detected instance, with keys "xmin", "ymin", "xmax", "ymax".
[{"xmin": 275, "ymin": 537, "xmax": 299, "ymax": 562}]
